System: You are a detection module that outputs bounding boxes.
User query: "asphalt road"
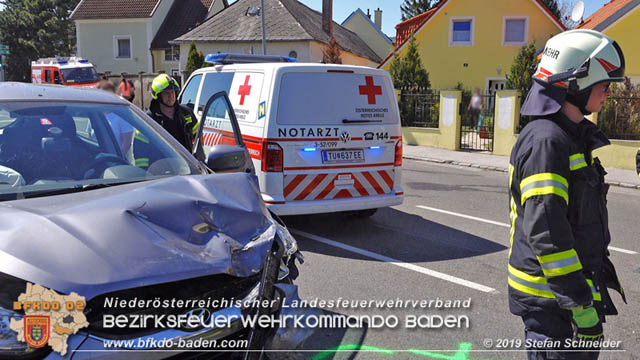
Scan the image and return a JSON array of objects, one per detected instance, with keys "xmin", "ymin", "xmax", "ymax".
[{"xmin": 282, "ymin": 159, "xmax": 640, "ymax": 360}]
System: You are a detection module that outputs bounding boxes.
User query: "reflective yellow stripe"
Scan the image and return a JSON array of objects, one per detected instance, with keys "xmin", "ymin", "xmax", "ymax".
[
  {"xmin": 570, "ymin": 153, "xmax": 588, "ymax": 171},
  {"xmin": 191, "ymin": 120, "xmax": 199, "ymax": 136},
  {"xmin": 508, "ymin": 265, "xmax": 601, "ymax": 301},
  {"xmin": 586, "ymin": 279, "xmax": 602, "ymax": 301},
  {"xmin": 509, "ymin": 264, "xmax": 547, "ymax": 284},
  {"xmin": 538, "ymin": 249, "xmax": 578, "ymax": 263},
  {"xmin": 520, "ymin": 173, "xmax": 569, "ymax": 205},
  {"xmin": 538, "ymin": 249, "xmax": 583, "ymax": 277},
  {"xmin": 522, "ymin": 186, "xmax": 569, "ymax": 205},
  {"xmin": 520, "ymin": 173, "xmax": 568, "ymax": 189},
  {"xmin": 135, "ymin": 158, "xmax": 149, "ymax": 167},
  {"xmin": 508, "ymin": 277, "xmax": 555, "ymax": 299},
  {"xmin": 508, "ymin": 265, "xmax": 555, "ymax": 299}
]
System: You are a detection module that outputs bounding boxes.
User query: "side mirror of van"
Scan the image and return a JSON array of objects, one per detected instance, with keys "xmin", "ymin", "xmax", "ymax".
[{"xmin": 205, "ymin": 145, "xmax": 248, "ymax": 173}]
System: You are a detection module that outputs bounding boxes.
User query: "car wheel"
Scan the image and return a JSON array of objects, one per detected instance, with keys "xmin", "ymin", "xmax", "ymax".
[{"xmin": 353, "ymin": 208, "xmax": 377, "ymax": 218}]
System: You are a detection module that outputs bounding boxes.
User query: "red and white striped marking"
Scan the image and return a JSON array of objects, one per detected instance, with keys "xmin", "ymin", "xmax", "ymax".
[
  {"xmin": 203, "ymin": 131, "xmax": 224, "ymax": 147},
  {"xmin": 283, "ymin": 170, "xmax": 394, "ymax": 201}
]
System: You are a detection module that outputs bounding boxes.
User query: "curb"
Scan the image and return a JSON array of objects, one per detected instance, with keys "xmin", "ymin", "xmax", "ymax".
[
  {"xmin": 403, "ymin": 155, "xmax": 640, "ymax": 189},
  {"xmin": 403, "ymin": 155, "xmax": 508, "ymax": 173}
]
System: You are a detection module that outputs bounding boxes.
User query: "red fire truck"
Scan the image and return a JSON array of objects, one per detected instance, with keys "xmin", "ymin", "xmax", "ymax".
[{"xmin": 31, "ymin": 57, "xmax": 99, "ymax": 87}]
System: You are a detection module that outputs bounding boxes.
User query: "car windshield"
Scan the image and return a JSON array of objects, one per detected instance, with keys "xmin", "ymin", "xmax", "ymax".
[
  {"xmin": 0, "ymin": 101, "xmax": 201, "ymax": 200},
  {"xmin": 61, "ymin": 67, "xmax": 100, "ymax": 84}
]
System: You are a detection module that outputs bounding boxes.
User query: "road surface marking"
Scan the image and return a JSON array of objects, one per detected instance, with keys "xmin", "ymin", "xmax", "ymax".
[
  {"xmin": 607, "ymin": 246, "xmax": 638, "ymax": 255},
  {"xmin": 416, "ymin": 205, "xmax": 637, "ymax": 255},
  {"xmin": 416, "ymin": 205, "xmax": 511, "ymax": 228},
  {"xmin": 291, "ymin": 229, "xmax": 498, "ymax": 294}
]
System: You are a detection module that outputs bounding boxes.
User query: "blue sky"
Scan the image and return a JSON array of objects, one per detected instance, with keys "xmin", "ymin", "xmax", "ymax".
[{"xmin": 231, "ymin": 0, "xmax": 612, "ymax": 37}]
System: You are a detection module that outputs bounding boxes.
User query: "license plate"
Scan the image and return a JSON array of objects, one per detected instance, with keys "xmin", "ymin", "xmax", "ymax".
[{"xmin": 321, "ymin": 149, "xmax": 365, "ymax": 164}]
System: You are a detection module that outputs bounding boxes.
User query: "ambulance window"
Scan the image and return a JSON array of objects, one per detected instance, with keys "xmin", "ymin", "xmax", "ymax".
[
  {"xmin": 44, "ymin": 70, "xmax": 51, "ymax": 82},
  {"xmin": 198, "ymin": 73, "xmax": 234, "ymax": 113},
  {"xmin": 277, "ymin": 72, "xmax": 398, "ymax": 125},
  {"xmin": 179, "ymin": 74, "xmax": 202, "ymax": 111},
  {"xmin": 53, "ymin": 71, "xmax": 62, "ymax": 84},
  {"xmin": 201, "ymin": 95, "xmax": 238, "ymax": 154}
]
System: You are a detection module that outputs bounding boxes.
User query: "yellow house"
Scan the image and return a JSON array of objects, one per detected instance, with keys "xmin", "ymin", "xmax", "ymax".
[
  {"xmin": 379, "ymin": 0, "xmax": 565, "ymax": 92},
  {"xmin": 577, "ymin": 0, "xmax": 640, "ymax": 83}
]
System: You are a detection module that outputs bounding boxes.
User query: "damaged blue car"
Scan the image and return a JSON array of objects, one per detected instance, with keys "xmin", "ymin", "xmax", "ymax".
[{"xmin": 0, "ymin": 83, "xmax": 307, "ymax": 359}]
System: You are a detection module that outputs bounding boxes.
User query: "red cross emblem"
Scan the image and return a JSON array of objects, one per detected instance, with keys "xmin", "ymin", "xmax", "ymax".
[
  {"xmin": 238, "ymin": 75, "xmax": 252, "ymax": 105},
  {"xmin": 359, "ymin": 76, "xmax": 382, "ymax": 105}
]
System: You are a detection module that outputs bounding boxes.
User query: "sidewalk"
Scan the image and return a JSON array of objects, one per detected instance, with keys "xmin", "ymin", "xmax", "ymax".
[{"xmin": 403, "ymin": 144, "xmax": 640, "ymax": 190}]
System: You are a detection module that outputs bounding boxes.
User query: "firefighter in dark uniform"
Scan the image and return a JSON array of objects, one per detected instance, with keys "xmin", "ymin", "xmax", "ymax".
[
  {"xmin": 134, "ymin": 74, "xmax": 204, "ymax": 169},
  {"xmin": 508, "ymin": 29, "xmax": 626, "ymax": 359}
]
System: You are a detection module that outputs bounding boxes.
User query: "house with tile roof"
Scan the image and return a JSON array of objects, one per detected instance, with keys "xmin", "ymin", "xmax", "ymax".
[
  {"xmin": 577, "ymin": 0, "xmax": 640, "ymax": 83},
  {"xmin": 172, "ymin": 0, "xmax": 382, "ymax": 69},
  {"xmin": 341, "ymin": 8, "xmax": 394, "ymax": 60},
  {"xmin": 71, "ymin": 0, "xmax": 227, "ymax": 75},
  {"xmin": 379, "ymin": 0, "xmax": 564, "ymax": 92}
]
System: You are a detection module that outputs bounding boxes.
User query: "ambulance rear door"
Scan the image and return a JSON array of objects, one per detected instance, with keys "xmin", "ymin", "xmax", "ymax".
[{"xmin": 268, "ymin": 67, "xmax": 402, "ymax": 204}]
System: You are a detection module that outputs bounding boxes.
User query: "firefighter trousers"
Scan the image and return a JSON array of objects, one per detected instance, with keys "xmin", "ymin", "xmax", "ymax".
[{"xmin": 522, "ymin": 310, "xmax": 599, "ymax": 360}]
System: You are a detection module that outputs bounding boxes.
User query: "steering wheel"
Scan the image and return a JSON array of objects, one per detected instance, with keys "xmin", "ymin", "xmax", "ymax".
[{"xmin": 82, "ymin": 153, "xmax": 131, "ymax": 179}]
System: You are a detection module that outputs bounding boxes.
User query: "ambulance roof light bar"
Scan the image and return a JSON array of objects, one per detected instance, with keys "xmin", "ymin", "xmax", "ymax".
[
  {"xmin": 204, "ymin": 53, "xmax": 297, "ymax": 65},
  {"xmin": 32, "ymin": 57, "xmax": 91, "ymax": 66}
]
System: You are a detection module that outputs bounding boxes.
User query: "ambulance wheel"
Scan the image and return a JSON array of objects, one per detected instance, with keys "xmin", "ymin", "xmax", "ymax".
[{"xmin": 353, "ymin": 208, "xmax": 377, "ymax": 218}]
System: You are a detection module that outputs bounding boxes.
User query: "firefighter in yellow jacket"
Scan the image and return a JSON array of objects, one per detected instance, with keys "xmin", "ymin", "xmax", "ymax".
[{"xmin": 509, "ymin": 30, "xmax": 626, "ymax": 359}]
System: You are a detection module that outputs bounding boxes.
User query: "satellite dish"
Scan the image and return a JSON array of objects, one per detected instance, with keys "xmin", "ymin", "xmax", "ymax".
[{"xmin": 571, "ymin": 1, "xmax": 585, "ymax": 23}]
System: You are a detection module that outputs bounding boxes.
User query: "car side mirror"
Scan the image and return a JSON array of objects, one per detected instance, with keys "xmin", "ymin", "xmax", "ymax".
[{"xmin": 206, "ymin": 145, "xmax": 248, "ymax": 173}]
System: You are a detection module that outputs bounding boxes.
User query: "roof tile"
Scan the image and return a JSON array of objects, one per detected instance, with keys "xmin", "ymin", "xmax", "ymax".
[
  {"xmin": 71, "ymin": 0, "xmax": 160, "ymax": 19},
  {"xmin": 175, "ymin": 0, "xmax": 381, "ymax": 63},
  {"xmin": 151, "ymin": 0, "xmax": 214, "ymax": 49},
  {"xmin": 577, "ymin": 0, "xmax": 633, "ymax": 30}
]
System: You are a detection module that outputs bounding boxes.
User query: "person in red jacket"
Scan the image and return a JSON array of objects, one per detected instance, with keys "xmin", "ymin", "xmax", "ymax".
[{"xmin": 119, "ymin": 74, "xmax": 135, "ymax": 103}]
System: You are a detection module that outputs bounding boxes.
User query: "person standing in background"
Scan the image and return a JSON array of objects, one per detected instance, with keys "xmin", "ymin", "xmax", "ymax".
[{"xmin": 119, "ymin": 74, "xmax": 135, "ymax": 103}]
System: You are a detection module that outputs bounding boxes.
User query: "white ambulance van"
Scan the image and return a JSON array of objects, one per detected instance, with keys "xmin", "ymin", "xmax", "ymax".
[{"xmin": 180, "ymin": 53, "xmax": 403, "ymax": 216}]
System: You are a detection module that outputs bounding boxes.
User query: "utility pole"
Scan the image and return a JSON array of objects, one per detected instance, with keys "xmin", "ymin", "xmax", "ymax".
[{"xmin": 260, "ymin": 0, "xmax": 267, "ymax": 55}]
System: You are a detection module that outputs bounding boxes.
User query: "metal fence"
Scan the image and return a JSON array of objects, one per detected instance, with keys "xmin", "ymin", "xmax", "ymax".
[
  {"xmin": 598, "ymin": 96, "xmax": 640, "ymax": 140},
  {"xmin": 398, "ymin": 91, "xmax": 440, "ymax": 128},
  {"xmin": 459, "ymin": 92, "xmax": 495, "ymax": 151}
]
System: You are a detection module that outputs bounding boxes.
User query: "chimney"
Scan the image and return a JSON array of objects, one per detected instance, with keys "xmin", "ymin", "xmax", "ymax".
[
  {"xmin": 322, "ymin": 0, "xmax": 333, "ymax": 36},
  {"xmin": 374, "ymin": 8, "xmax": 382, "ymax": 29},
  {"xmin": 367, "ymin": 9, "xmax": 371, "ymax": 19}
]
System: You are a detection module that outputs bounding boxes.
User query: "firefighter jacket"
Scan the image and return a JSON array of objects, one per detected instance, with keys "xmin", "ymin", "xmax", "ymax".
[
  {"xmin": 508, "ymin": 112, "xmax": 625, "ymax": 318},
  {"xmin": 133, "ymin": 100, "xmax": 204, "ymax": 169}
]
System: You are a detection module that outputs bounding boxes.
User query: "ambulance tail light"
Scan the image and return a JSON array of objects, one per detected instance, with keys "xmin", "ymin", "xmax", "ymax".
[
  {"xmin": 262, "ymin": 142, "xmax": 283, "ymax": 172},
  {"xmin": 394, "ymin": 139, "xmax": 403, "ymax": 167}
]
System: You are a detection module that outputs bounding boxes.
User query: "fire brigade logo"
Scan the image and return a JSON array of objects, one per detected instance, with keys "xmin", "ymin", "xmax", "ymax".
[
  {"xmin": 24, "ymin": 316, "xmax": 50, "ymax": 348},
  {"xmin": 340, "ymin": 131, "xmax": 351, "ymax": 143}
]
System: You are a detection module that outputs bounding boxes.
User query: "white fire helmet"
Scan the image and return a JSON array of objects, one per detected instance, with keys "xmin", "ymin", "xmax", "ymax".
[
  {"xmin": 533, "ymin": 29, "xmax": 625, "ymax": 93},
  {"xmin": 522, "ymin": 29, "xmax": 625, "ymax": 116}
]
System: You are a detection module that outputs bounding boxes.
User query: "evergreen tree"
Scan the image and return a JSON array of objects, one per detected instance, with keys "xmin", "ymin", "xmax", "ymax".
[
  {"xmin": 389, "ymin": 36, "xmax": 429, "ymax": 91},
  {"xmin": 322, "ymin": 37, "xmax": 342, "ymax": 64},
  {"xmin": 400, "ymin": 0, "xmax": 441, "ymax": 21},
  {"xmin": 506, "ymin": 42, "xmax": 539, "ymax": 99},
  {"xmin": 185, "ymin": 41, "xmax": 203, "ymax": 76},
  {"xmin": 0, "ymin": 0, "xmax": 80, "ymax": 81}
]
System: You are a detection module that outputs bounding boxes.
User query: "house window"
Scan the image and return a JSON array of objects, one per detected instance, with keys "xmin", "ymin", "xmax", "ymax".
[
  {"xmin": 449, "ymin": 18, "xmax": 474, "ymax": 46},
  {"xmin": 503, "ymin": 17, "xmax": 528, "ymax": 46},
  {"xmin": 114, "ymin": 36, "xmax": 132, "ymax": 59},
  {"xmin": 165, "ymin": 46, "xmax": 180, "ymax": 62}
]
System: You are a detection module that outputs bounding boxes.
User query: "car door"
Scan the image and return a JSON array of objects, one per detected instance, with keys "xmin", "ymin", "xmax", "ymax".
[{"xmin": 195, "ymin": 91, "xmax": 254, "ymax": 174}]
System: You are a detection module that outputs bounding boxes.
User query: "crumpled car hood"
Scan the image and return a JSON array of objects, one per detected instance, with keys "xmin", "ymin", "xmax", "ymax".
[{"xmin": 0, "ymin": 173, "xmax": 277, "ymax": 299}]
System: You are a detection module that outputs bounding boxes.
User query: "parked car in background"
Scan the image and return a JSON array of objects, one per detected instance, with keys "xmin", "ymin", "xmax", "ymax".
[{"xmin": 0, "ymin": 82, "xmax": 304, "ymax": 359}]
